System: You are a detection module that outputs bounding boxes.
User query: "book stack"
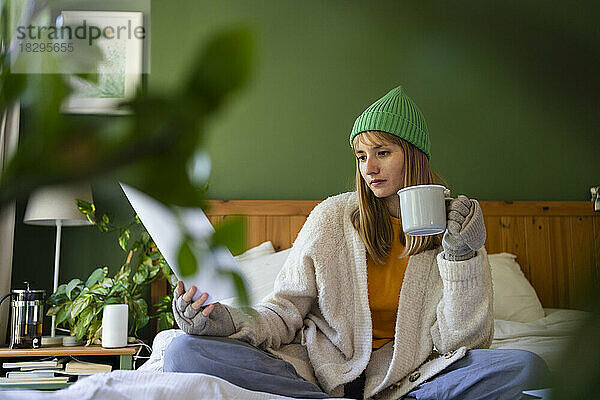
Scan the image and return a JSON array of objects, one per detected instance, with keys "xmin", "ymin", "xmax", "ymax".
[
  {"xmin": 65, "ymin": 360, "xmax": 112, "ymax": 375},
  {"xmin": 0, "ymin": 358, "xmax": 70, "ymax": 386}
]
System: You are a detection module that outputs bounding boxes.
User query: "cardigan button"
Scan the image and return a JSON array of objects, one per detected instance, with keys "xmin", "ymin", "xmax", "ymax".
[
  {"xmin": 444, "ymin": 350, "xmax": 457, "ymax": 359},
  {"xmin": 408, "ymin": 371, "xmax": 421, "ymax": 382}
]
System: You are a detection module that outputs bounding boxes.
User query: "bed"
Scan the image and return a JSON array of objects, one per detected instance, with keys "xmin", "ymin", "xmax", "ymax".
[{"xmin": 2, "ymin": 199, "xmax": 598, "ymax": 399}]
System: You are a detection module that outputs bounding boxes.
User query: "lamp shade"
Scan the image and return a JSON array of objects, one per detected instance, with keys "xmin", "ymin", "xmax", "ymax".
[{"xmin": 24, "ymin": 183, "xmax": 94, "ymax": 227}]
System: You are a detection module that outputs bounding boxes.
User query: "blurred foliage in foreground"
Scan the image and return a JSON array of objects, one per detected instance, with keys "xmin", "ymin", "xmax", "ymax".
[{"xmin": 0, "ymin": 0, "xmax": 251, "ymax": 303}]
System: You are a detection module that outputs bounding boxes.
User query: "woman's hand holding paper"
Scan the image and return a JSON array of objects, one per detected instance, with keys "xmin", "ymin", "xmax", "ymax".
[{"xmin": 172, "ymin": 281, "xmax": 236, "ymax": 337}]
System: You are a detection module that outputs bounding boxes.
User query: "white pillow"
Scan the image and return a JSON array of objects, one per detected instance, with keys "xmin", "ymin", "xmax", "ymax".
[
  {"xmin": 234, "ymin": 241, "xmax": 275, "ymax": 262},
  {"xmin": 222, "ymin": 247, "xmax": 291, "ymax": 306},
  {"xmin": 488, "ymin": 252, "xmax": 545, "ymax": 322}
]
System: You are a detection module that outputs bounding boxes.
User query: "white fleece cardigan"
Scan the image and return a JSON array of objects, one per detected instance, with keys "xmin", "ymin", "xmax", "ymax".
[{"xmin": 223, "ymin": 191, "xmax": 494, "ymax": 399}]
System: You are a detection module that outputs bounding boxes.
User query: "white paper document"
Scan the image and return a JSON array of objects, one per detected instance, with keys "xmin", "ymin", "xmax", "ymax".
[{"xmin": 120, "ymin": 183, "xmax": 241, "ymax": 304}]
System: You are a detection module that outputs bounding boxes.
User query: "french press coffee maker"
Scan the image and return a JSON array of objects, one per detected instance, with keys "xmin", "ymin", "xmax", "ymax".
[{"xmin": 0, "ymin": 282, "xmax": 45, "ymax": 349}]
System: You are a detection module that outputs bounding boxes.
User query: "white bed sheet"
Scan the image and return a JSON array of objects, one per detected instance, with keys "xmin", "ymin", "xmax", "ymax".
[
  {"xmin": 2, "ymin": 309, "xmax": 587, "ymax": 399},
  {"xmin": 0, "ymin": 370, "xmax": 304, "ymax": 400},
  {"xmin": 490, "ymin": 308, "xmax": 588, "ymax": 373}
]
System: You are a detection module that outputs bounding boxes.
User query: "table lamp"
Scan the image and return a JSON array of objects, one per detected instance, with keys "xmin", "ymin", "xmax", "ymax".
[{"xmin": 23, "ymin": 182, "xmax": 94, "ymax": 344}]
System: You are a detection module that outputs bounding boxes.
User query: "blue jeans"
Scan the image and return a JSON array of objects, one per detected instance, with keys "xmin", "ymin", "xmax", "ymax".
[
  {"xmin": 165, "ymin": 335, "xmax": 548, "ymax": 400},
  {"xmin": 164, "ymin": 334, "xmax": 328, "ymax": 398},
  {"xmin": 403, "ymin": 349, "xmax": 549, "ymax": 400}
]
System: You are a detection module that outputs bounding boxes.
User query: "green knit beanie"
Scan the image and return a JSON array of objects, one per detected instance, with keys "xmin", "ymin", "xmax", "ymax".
[{"xmin": 349, "ymin": 86, "xmax": 430, "ymax": 159}]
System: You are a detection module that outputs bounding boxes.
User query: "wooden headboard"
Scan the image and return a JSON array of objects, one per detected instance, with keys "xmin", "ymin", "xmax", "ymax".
[{"xmin": 150, "ymin": 200, "xmax": 599, "ymax": 337}]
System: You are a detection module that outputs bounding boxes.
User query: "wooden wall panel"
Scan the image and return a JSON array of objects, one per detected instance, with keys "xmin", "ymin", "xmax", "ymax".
[
  {"xmin": 483, "ymin": 217, "xmax": 502, "ymax": 254},
  {"xmin": 500, "ymin": 217, "xmax": 528, "ymax": 261},
  {"xmin": 267, "ymin": 216, "xmax": 291, "ymax": 251},
  {"xmin": 481, "ymin": 201, "xmax": 595, "ymax": 216},
  {"xmin": 570, "ymin": 216, "xmax": 597, "ymax": 310},
  {"xmin": 484, "ymin": 216, "xmax": 529, "ymax": 264},
  {"xmin": 246, "ymin": 216, "xmax": 268, "ymax": 249},
  {"xmin": 524, "ymin": 217, "xmax": 552, "ymax": 305},
  {"xmin": 207, "ymin": 215, "xmax": 223, "ymax": 227},
  {"xmin": 548, "ymin": 217, "xmax": 573, "ymax": 308}
]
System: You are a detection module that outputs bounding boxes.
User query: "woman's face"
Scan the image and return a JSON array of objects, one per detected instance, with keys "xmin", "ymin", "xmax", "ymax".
[{"xmin": 354, "ymin": 134, "xmax": 405, "ymax": 200}]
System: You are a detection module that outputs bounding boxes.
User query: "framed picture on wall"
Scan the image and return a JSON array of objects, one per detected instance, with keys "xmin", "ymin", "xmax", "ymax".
[{"xmin": 60, "ymin": 11, "xmax": 144, "ymax": 115}]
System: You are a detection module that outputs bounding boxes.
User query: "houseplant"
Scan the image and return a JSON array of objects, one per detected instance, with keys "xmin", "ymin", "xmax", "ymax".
[
  {"xmin": 45, "ymin": 198, "xmax": 248, "ymax": 345},
  {"xmin": 45, "ymin": 200, "xmax": 177, "ymax": 345}
]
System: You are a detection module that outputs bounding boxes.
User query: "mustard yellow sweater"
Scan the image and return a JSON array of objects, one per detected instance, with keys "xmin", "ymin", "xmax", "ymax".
[{"xmin": 367, "ymin": 216, "xmax": 408, "ymax": 350}]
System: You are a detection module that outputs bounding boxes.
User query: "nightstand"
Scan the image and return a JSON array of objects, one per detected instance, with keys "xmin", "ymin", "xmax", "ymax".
[{"xmin": 0, "ymin": 345, "xmax": 140, "ymax": 390}]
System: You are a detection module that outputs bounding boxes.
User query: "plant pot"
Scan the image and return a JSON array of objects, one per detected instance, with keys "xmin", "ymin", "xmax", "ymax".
[{"xmin": 62, "ymin": 336, "xmax": 84, "ymax": 347}]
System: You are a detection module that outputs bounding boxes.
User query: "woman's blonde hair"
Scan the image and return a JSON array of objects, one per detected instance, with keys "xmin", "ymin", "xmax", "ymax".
[{"xmin": 351, "ymin": 131, "xmax": 446, "ymax": 264}]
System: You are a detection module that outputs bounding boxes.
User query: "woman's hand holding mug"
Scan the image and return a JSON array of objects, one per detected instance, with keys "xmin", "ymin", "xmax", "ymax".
[{"xmin": 442, "ymin": 195, "xmax": 486, "ymax": 261}]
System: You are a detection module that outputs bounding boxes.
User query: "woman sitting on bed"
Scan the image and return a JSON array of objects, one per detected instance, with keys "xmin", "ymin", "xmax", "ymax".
[{"xmin": 165, "ymin": 86, "xmax": 548, "ymax": 399}]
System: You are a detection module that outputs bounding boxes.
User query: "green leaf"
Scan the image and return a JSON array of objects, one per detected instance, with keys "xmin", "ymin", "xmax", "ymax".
[
  {"xmin": 70, "ymin": 304, "xmax": 96, "ymax": 341},
  {"xmin": 132, "ymin": 298, "xmax": 149, "ymax": 333},
  {"xmin": 148, "ymin": 264, "xmax": 160, "ymax": 279},
  {"xmin": 55, "ymin": 284, "xmax": 67, "ymax": 296},
  {"xmin": 157, "ymin": 313, "xmax": 169, "ymax": 331},
  {"xmin": 157, "ymin": 311, "xmax": 175, "ymax": 331},
  {"xmin": 118, "ymin": 229, "xmax": 131, "ymax": 251},
  {"xmin": 66, "ymin": 279, "xmax": 82, "ymax": 300},
  {"xmin": 177, "ymin": 240, "xmax": 197, "ymax": 277},
  {"xmin": 108, "ymin": 281, "xmax": 129, "ymax": 297},
  {"xmin": 89, "ymin": 283, "xmax": 110, "ymax": 296},
  {"xmin": 46, "ymin": 285, "xmax": 68, "ymax": 306},
  {"xmin": 76, "ymin": 306, "xmax": 96, "ymax": 341},
  {"xmin": 217, "ymin": 268, "xmax": 249, "ymax": 306},
  {"xmin": 70, "ymin": 295, "xmax": 92, "ymax": 319},
  {"xmin": 92, "ymin": 276, "xmax": 114, "ymax": 296},
  {"xmin": 149, "ymin": 250, "xmax": 161, "ymax": 261},
  {"xmin": 74, "ymin": 318, "xmax": 87, "ymax": 341},
  {"xmin": 104, "ymin": 297, "xmax": 123, "ymax": 306},
  {"xmin": 153, "ymin": 294, "xmax": 173, "ymax": 312},
  {"xmin": 85, "ymin": 268, "xmax": 105, "ymax": 288},
  {"xmin": 55, "ymin": 303, "xmax": 71, "ymax": 326},
  {"xmin": 98, "ymin": 276, "xmax": 113, "ymax": 287},
  {"xmin": 132, "ymin": 264, "xmax": 149, "ymax": 285},
  {"xmin": 87, "ymin": 319, "xmax": 102, "ymax": 345},
  {"xmin": 212, "ymin": 216, "xmax": 245, "ymax": 255},
  {"xmin": 141, "ymin": 254, "xmax": 153, "ymax": 268},
  {"xmin": 46, "ymin": 305, "xmax": 62, "ymax": 317},
  {"xmin": 115, "ymin": 265, "xmax": 131, "ymax": 282},
  {"xmin": 76, "ymin": 199, "xmax": 96, "ymax": 224},
  {"xmin": 97, "ymin": 213, "xmax": 111, "ymax": 232},
  {"xmin": 160, "ymin": 260, "xmax": 172, "ymax": 277}
]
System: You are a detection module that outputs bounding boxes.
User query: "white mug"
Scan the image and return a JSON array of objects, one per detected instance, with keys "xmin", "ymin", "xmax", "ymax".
[
  {"xmin": 102, "ymin": 304, "xmax": 128, "ymax": 348},
  {"xmin": 397, "ymin": 184, "xmax": 448, "ymax": 236}
]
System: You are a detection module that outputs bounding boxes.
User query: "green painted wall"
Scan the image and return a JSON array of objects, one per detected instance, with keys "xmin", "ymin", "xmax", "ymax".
[
  {"xmin": 148, "ymin": 0, "xmax": 598, "ymax": 201},
  {"xmin": 10, "ymin": 1, "xmax": 599, "ymax": 339}
]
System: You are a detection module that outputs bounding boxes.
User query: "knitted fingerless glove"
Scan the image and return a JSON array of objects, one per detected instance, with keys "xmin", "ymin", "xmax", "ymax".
[{"xmin": 442, "ymin": 196, "xmax": 486, "ymax": 261}]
